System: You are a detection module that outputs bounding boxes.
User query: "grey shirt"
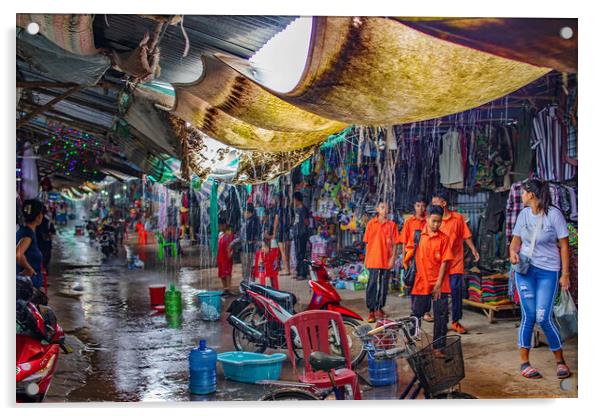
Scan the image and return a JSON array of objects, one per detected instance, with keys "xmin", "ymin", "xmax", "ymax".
[{"xmin": 512, "ymin": 206, "xmax": 569, "ymax": 272}]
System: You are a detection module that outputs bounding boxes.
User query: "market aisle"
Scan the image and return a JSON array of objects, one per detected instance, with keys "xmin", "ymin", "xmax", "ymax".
[{"xmin": 44, "ymin": 227, "xmax": 577, "ymax": 401}]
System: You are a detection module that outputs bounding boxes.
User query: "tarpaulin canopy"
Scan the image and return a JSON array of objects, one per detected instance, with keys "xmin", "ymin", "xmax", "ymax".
[
  {"xmin": 398, "ymin": 18, "xmax": 577, "ymax": 74},
  {"xmin": 219, "ymin": 16, "xmax": 550, "ymax": 126},
  {"xmin": 16, "ymin": 14, "xmax": 99, "ymax": 56},
  {"xmin": 17, "ymin": 27, "xmax": 111, "ymax": 86}
]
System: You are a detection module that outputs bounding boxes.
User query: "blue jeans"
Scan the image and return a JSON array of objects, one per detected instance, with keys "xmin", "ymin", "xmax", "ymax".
[
  {"xmin": 450, "ymin": 273, "xmax": 463, "ymax": 322},
  {"xmin": 516, "ymin": 265, "xmax": 562, "ymax": 351}
]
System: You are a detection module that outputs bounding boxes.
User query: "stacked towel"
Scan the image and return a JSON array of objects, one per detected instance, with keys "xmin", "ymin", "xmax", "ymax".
[{"xmin": 467, "ymin": 274, "xmax": 510, "ymax": 304}]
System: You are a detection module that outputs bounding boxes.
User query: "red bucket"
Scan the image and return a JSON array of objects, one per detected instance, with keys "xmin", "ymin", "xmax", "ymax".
[{"xmin": 149, "ymin": 285, "xmax": 166, "ymax": 307}]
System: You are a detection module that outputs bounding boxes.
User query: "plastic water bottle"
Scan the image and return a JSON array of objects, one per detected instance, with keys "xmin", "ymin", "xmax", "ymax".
[
  {"xmin": 189, "ymin": 339, "xmax": 217, "ymax": 394},
  {"xmin": 368, "ymin": 354, "xmax": 398, "ymax": 386}
]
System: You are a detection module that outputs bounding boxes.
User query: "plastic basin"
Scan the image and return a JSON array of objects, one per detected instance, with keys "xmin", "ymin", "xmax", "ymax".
[{"xmin": 217, "ymin": 352, "xmax": 287, "ymax": 383}]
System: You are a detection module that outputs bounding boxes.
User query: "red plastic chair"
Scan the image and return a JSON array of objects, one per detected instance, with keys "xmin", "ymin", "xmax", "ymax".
[{"xmin": 284, "ymin": 310, "xmax": 361, "ymax": 400}]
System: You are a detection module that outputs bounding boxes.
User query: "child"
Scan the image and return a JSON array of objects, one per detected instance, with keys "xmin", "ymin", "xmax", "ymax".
[
  {"xmin": 217, "ymin": 219, "xmax": 235, "ymax": 296},
  {"xmin": 404, "ymin": 205, "xmax": 454, "ymax": 353},
  {"xmin": 254, "ymin": 238, "xmax": 280, "ymax": 289}
]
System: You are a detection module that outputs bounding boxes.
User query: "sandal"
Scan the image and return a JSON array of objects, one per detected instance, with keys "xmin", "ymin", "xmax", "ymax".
[
  {"xmin": 557, "ymin": 362, "xmax": 571, "ymax": 379},
  {"xmin": 423, "ymin": 312, "xmax": 434, "ymax": 323},
  {"xmin": 520, "ymin": 362, "xmax": 542, "ymax": 379}
]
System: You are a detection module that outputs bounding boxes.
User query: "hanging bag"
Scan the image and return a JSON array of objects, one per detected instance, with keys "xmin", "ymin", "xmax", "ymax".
[
  {"xmin": 513, "ymin": 214, "xmax": 543, "ymax": 275},
  {"xmin": 402, "ymin": 230, "xmax": 422, "ymax": 290},
  {"xmin": 554, "ymin": 290, "xmax": 578, "ymax": 341}
]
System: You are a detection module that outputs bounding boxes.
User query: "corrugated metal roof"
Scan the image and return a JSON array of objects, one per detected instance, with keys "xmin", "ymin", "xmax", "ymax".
[{"xmin": 94, "ymin": 14, "xmax": 297, "ymax": 84}]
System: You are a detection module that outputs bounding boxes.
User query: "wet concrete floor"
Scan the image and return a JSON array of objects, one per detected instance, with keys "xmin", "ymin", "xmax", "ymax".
[{"xmin": 44, "ymin": 223, "xmax": 578, "ymax": 402}]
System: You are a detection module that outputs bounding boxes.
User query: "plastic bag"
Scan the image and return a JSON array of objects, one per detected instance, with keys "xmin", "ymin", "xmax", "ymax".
[
  {"xmin": 357, "ymin": 269, "xmax": 369, "ymax": 284},
  {"xmin": 553, "ymin": 290, "xmax": 578, "ymax": 341}
]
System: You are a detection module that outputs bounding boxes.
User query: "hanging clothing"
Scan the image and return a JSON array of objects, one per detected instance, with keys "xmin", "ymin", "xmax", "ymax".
[
  {"xmin": 439, "ymin": 129, "xmax": 464, "ymax": 189},
  {"xmin": 513, "ymin": 108, "xmax": 535, "ymax": 182},
  {"xmin": 532, "ymin": 106, "xmax": 577, "ymax": 182},
  {"xmin": 505, "ymin": 181, "xmax": 524, "ymax": 242}
]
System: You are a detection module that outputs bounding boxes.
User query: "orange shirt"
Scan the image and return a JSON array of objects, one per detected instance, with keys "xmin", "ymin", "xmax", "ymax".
[
  {"xmin": 405, "ymin": 227, "xmax": 454, "ymax": 295},
  {"xmin": 397, "ymin": 216, "xmax": 427, "ymax": 245},
  {"xmin": 363, "ymin": 217, "xmax": 398, "ymax": 269},
  {"xmin": 439, "ymin": 211, "xmax": 472, "ymax": 275}
]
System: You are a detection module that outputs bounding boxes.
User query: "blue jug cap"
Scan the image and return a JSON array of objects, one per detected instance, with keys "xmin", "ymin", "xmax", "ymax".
[{"xmin": 199, "ymin": 339, "xmax": 206, "ymax": 350}]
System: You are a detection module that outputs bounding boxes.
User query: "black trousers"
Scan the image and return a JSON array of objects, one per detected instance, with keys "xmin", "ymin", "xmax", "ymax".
[
  {"xmin": 366, "ymin": 268, "xmax": 390, "ymax": 311},
  {"xmin": 412, "ymin": 293, "xmax": 449, "ymax": 350},
  {"xmin": 295, "ymin": 235, "xmax": 309, "ymax": 278}
]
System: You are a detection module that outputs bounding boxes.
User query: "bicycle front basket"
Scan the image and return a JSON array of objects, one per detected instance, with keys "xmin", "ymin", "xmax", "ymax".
[{"xmin": 406, "ymin": 335, "xmax": 465, "ymax": 396}]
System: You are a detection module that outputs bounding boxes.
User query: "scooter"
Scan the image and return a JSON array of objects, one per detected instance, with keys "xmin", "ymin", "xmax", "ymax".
[
  {"xmin": 227, "ymin": 259, "xmax": 367, "ymax": 367},
  {"xmin": 99, "ymin": 227, "xmax": 118, "ymax": 258},
  {"xmin": 16, "ymin": 276, "xmax": 69, "ymax": 402}
]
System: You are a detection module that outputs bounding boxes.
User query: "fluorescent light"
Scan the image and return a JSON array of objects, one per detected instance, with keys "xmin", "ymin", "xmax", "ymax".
[{"xmin": 248, "ymin": 17, "xmax": 313, "ymax": 93}]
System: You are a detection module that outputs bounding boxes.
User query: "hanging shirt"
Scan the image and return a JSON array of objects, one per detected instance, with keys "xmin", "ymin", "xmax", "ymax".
[
  {"xmin": 405, "ymin": 227, "xmax": 454, "ymax": 296},
  {"xmin": 439, "ymin": 129, "xmax": 464, "ymax": 188},
  {"xmin": 512, "ymin": 206, "xmax": 569, "ymax": 272},
  {"xmin": 440, "ymin": 211, "xmax": 472, "ymax": 275},
  {"xmin": 363, "ymin": 217, "xmax": 398, "ymax": 269},
  {"xmin": 397, "ymin": 215, "xmax": 426, "ymax": 245}
]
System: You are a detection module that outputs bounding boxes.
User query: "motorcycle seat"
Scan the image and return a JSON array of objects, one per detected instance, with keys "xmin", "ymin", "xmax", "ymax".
[
  {"xmin": 244, "ymin": 282, "xmax": 297, "ymax": 311},
  {"xmin": 308, "ymin": 351, "xmax": 347, "ymax": 372}
]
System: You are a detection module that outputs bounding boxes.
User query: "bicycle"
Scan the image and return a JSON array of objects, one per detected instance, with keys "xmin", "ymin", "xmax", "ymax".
[{"xmin": 260, "ymin": 316, "xmax": 476, "ymax": 400}]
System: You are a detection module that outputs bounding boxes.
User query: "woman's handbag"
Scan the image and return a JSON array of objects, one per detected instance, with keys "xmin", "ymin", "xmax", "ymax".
[{"xmin": 512, "ymin": 214, "xmax": 543, "ymax": 275}]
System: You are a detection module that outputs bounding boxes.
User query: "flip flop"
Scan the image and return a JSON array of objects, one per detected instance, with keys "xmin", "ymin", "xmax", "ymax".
[
  {"xmin": 557, "ymin": 362, "xmax": 571, "ymax": 379},
  {"xmin": 520, "ymin": 363, "xmax": 543, "ymax": 379}
]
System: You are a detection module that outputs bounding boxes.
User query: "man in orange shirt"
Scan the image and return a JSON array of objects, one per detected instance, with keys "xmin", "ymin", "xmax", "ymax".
[
  {"xmin": 363, "ymin": 201, "xmax": 398, "ymax": 323},
  {"xmin": 432, "ymin": 191, "xmax": 480, "ymax": 334},
  {"xmin": 404, "ymin": 205, "xmax": 454, "ymax": 351},
  {"xmin": 396, "ymin": 195, "xmax": 428, "ymax": 304}
]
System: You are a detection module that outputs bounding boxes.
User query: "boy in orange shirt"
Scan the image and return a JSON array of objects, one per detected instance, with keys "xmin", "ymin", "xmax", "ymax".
[
  {"xmin": 404, "ymin": 205, "xmax": 454, "ymax": 351},
  {"xmin": 397, "ymin": 195, "xmax": 428, "ymax": 305},
  {"xmin": 363, "ymin": 201, "xmax": 398, "ymax": 323},
  {"xmin": 432, "ymin": 191, "xmax": 480, "ymax": 334}
]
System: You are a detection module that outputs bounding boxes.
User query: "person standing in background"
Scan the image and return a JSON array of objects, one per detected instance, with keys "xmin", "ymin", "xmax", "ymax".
[
  {"xmin": 16, "ymin": 199, "xmax": 45, "ymax": 288},
  {"xmin": 397, "ymin": 194, "xmax": 429, "ymax": 314},
  {"xmin": 292, "ymin": 192, "xmax": 311, "ymax": 280},
  {"xmin": 363, "ymin": 201, "xmax": 398, "ymax": 323},
  {"xmin": 36, "ymin": 206, "xmax": 56, "ymax": 274},
  {"xmin": 277, "ymin": 194, "xmax": 292, "ymax": 276},
  {"xmin": 238, "ymin": 203, "xmax": 261, "ymax": 282},
  {"xmin": 431, "ymin": 191, "xmax": 480, "ymax": 334}
]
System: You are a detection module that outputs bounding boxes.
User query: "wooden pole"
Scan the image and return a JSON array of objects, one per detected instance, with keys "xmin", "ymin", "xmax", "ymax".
[{"xmin": 17, "ymin": 86, "xmax": 82, "ymax": 128}]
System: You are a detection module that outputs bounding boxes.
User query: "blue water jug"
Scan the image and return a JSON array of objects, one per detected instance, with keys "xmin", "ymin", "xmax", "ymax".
[
  {"xmin": 189, "ymin": 339, "xmax": 217, "ymax": 394},
  {"xmin": 368, "ymin": 354, "xmax": 397, "ymax": 386}
]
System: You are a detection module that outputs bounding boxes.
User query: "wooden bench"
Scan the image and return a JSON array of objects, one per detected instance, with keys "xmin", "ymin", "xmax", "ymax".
[{"xmin": 463, "ymin": 299, "xmax": 520, "ymax": 323}]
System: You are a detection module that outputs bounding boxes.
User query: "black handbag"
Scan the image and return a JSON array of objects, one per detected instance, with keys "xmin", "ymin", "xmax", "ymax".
[{"xmin": 403, "ymin": 230, "xmax": 422, "ymax": 289}]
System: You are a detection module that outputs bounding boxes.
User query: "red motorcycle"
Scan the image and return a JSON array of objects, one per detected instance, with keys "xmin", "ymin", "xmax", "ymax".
[
  {"xmin": 227, "ymin": 259, "xmax": 366, "ymax": 367},
  {"xmin": 16, "ymin": 276, "xmax": 68, "ymax": 402}
]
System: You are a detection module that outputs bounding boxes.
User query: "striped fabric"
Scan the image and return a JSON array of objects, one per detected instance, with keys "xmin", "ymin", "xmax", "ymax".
[{"xmin": 532, "ymin": 106, "xmax": 577, "ymax": 182}]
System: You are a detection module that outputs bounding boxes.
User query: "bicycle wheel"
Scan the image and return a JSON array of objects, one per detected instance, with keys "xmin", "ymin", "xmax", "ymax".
[
  {"xmin": 432, "ymin": 391, "xmax": 477, "ymax": 399},
  {"xmin": 260, "ymin": 388, "xmax": 321, "ymax": 401}
]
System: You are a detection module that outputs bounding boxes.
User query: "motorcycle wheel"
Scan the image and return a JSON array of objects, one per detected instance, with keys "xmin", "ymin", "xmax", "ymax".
[
  {"xmin": 232, "ymin": 306, "xmax": 268, "ymax": 353},
  {"xmin": 260, "ymin": 388, "xmax": 320, "ymax": 401},
  {"xmin": 328, "ymin": 317, "xmax": 367, "ymax": 369}
]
